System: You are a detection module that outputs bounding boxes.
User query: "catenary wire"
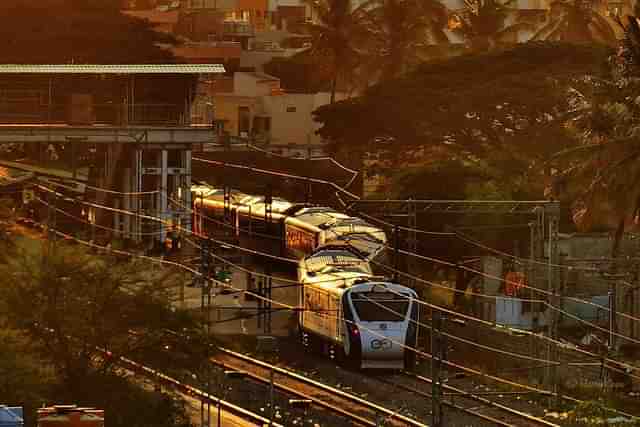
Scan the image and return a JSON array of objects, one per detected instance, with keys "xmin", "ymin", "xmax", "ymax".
[
  {"xmin": 33, "ymin": 187, "xmax": 640, "ymax": 377},
  {"xmin": 19, "ymin": 211, "xmax": 640, "ymax": 420}
]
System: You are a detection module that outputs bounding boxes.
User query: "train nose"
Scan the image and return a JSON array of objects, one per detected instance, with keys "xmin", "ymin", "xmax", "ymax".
[{"xmin": 359, "ymin": 323, "xmax": 405, "ymax": 362}]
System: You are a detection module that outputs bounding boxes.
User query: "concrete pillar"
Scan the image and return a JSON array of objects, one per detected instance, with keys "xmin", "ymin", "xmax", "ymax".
[
  {"xmin": 184, "ymin": 149, "xmax": 192, "ymax": 234},
  {"xmin": 135, "ymin": 149, "xmax": 143, "ymax": 243},
  {"xmin": 160, "ymin": 149, "xmax": 168, "ymax": 243},
  {"xmin": 123, "ymin": 167, "xmax": 132, "ymax": 240}
]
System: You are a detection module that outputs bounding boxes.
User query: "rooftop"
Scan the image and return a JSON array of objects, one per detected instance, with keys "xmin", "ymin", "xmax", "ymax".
[{"xmin": 0, "ymin": 64, "xmax": 225, "ymax": 74}]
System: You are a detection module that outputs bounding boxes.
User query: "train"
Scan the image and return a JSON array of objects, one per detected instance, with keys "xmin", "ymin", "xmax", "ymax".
[{"xmin": 192, "ymin": 183, "xmax": 419, "ymax": 370}]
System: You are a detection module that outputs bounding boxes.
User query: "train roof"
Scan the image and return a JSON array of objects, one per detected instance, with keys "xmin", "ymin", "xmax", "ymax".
[
  {"xmin": 303, "ymin": 271, "xmax": 373, "ymax": 293},
  {"xmin": 291, "ymin": 207, "xmax": 351, "ymax": 228},
  {"xmin": 304, "ymin": 248, "xmax": 371, "ymax": 274}
]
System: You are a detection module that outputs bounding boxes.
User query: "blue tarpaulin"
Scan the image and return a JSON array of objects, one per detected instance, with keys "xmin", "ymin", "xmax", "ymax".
[{"xmin": 0, "ymin": 406, "xmax": 23, "ymax": 427}]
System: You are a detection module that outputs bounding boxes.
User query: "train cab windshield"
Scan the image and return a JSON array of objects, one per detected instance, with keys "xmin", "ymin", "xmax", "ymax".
[{"xmin": 350, "ymin": 292, "xmax": 411, "ymax": 322}]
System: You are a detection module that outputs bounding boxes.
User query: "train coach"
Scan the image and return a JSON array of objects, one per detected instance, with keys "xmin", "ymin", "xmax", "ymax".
[
  {"xmin": 191, "ymin": 184, "xmax": 417, "ymax": 369},
  {"xmin": 298, "ymin": 244, "xmax": 418, "ymax": 369},
  {"xmin": 191, "ymin": 184, "xmax": 388, "ymax": 263}
]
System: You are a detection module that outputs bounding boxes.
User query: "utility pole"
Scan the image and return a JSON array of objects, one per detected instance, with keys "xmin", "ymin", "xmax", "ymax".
[
  {"xmin": 431, "ymin": 311, "xmax": 444, "ymax": 427},
  {"xmin": 393, "ymin": 224, "xmax": 400, "ymax": 282},
  {"xmin": 546, "ymin": 205, "xmax": 560, "ymax": 408},
  {"xmin": 46, "ymin": 189, "xmax": 57, "ymax": 256},
  {"xmin": 200, "ymin": 238, "xmax": 212, "ymax": 427},
  {"xmin": 265, "ymin": 264, "xmax": 272, "ymax": 335}
]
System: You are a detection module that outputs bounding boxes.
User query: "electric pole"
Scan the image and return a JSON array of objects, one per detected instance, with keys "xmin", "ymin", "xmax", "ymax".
[
  {"xmin": 431, "ymin": 311, "xmax": 444, "ymax": 427},
  {"xmin": 200, "ymin": 238, "xmax": 212, "ymax": 427}
]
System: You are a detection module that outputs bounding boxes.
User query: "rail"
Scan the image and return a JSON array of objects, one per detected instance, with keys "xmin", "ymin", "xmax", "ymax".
[
  {"xmin": 214, "ymin": 347, "xmax": 427, "ymax": 427},
  {"xmin": 116, "ymin": 354, "xmax": 281, "ymax": 427},
  {"xmin": 401, "ymin": 371, "xmax": 559, "ymax": 427}
]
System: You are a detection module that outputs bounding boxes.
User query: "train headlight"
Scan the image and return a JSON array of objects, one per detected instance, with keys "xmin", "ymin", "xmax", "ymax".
[{"xmin": 348, "ymin": 324, "xmax": 360, "ymax": 337}]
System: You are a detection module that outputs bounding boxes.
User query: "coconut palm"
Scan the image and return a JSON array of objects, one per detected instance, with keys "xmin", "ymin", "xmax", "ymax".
[
  {"xmin": 552, "ymin": 75, "xmax": 640, "ymax": 257},
  {"xmin": 549, "ymin": 9, "xmax": 640, "ymax": 257},
  {"xmin": 357, "ymin": 0, "xmax": 449, "ymax": 81},
  {"xmin": 448, "ymin": 0, "xmax": 536, "ymax": 51},
  {"xmin": 302, "ymin": 0, "xmax": 369, "ymax": 103},
  {"xmin": 531, "ymin": 0, "xmax": 617, "ymax": 46}
]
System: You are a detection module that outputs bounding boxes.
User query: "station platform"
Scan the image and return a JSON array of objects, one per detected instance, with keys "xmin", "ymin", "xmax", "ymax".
[{"xmin": 175, "ymin": 262, "xmax": 300, "ymax": 338}]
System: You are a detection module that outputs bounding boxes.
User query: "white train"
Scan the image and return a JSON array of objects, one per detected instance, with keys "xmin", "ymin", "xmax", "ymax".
[{"xmin": 192, "ymin": 184, "xmax": 419, "ymax": 369}]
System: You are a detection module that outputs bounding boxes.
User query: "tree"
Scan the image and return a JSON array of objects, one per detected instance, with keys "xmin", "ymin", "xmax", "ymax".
[
  {"xmin": 0, "ymin": 239, "xmax": 199, "ymax": 391},
  {"xmin": 0, "ymin": 0, "xmax": 179, "ymax": 64},
  {"xmin": 263, "ymin": 53, "xmax": 333, "ymax": 93},
  {"xmin": 550, "ymin": 17, "xmax": 640, "ymax": 256},
  {"xmin": 0, "ymin": 328, "xmax": 55, "ymax": 411},
  {"xmin": 313, "ymin": 42, "xmax": 611, "ymax": 199},
  {"xmin": 301, "ymin": 0, "xmax": 369, "ymax": 102},
  {"xmin": 448, "ymin": 0, "xmax": 536, "ymax": 52},
  {"xmin": 357, "ymin": 0, "xmax": 449, "ymax": 81},
  {"xmin": 531, "ymin": 0, "xmax": 617, "ymax": 46}
]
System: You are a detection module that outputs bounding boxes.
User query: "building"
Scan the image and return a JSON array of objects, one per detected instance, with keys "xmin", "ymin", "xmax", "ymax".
[
  {"xmin": 212, "ymin": 71, "xmax": 342, "ymax": 153},
  {"xmin": 0, "ymin": 406, "xmax": 23, "ymax": 427},
  {"xmin": 37, "ymin": 406, "xmax": 104, "ymax": 427}
]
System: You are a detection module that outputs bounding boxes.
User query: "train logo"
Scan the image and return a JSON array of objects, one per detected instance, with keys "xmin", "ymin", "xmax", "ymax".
[{"xmin": 371, "ymin": 339, "xmax": 392, "ymax": 350}]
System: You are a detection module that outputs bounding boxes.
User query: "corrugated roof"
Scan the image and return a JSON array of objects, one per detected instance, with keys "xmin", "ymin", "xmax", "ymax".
[{"xmin": 0, "ymin": 64, "xmax": 225, "ymax": 74}]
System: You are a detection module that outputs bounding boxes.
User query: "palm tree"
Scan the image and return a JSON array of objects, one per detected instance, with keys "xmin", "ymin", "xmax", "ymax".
[
  {"xmin": 357, "ymin": 0, "xmax": 449, "ymax": 81},
  {"xmin": 303, "ymin": 0, "xmax": 368, "ymax": 103},
  {"xmin": 550, "ymin": 10, "xmax": 640, "ymax": 258},
  {"xmin": 552, "ymin": 78, "xmax": 640, "ymax": 258},
  {"xmin": 531, "ymin": 0, "xmax": 617, "ymax": 46},
  {"xmin": 448, "ymin": 0, "xmax": 536, "ymax": 51}
]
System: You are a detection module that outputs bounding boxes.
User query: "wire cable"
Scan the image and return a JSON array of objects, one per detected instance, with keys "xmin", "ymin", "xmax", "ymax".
[
  {"xmin": 18, "ymin": 214, "xmax": 640, "ymax": 420},
  {"xmin": 33, "ymin": 187, "xmax": 640, "ymax": 378},
  {"xmin": 192, "ymin": 157, "xmax": 361, "ymax": 200}
]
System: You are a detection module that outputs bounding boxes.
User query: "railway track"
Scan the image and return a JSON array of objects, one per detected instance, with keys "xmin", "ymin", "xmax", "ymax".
[
  {"xmin": 212, "ymin": 347, "xmax": 427, "ymax": 427},
  {"xmin": 392, "ymin": 371, "xmax": 559, "ymax": 427},
  {"xmin": 115, "ymin": 354, "xmax": 282, "ymax": 427}
]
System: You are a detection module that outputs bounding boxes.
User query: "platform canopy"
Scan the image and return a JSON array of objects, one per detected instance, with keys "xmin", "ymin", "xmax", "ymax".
[{"xmin": 0, "ymin": 64, "xmax": 225, "ymax": 74}]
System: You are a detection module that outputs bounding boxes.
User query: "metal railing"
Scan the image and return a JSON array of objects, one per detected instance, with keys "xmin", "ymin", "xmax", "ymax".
[{"xmin": 0, "ymin": 102, "xmax": 188, "ymax": 126}]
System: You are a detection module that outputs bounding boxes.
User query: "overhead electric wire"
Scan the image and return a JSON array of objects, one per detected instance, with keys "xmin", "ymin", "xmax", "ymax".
[
  {"xmin": 243, "ymin": 142, "xmax": 360, "ymax": 189},
  {"xmin": 33, "ymin": 188, "xmax": 640, "ymax": 379},
  {"xmin": 367, "ymin": 257, "xmax": 640, "ymax": 376},
  {"xmin": 192, "ymin": 157, "xmax": 361, "ymax": 200},
  {"xmin": 373, "ymin": 251, "xmax": 640, "ymax": 348},
  {"xmin": 39, "ymin": 185, "xmax": 640, "ymax": 358},
  {"xmin": 39, "ymin": 177, "xmax": 159, "ymax": 196},
  {"xmin": 354, "ymin": 210, "xmax": 457, "ymax": 236},
  {"xmin": 18, "ymin": 210, "xmax": 639, "ymax": 422},
  {"xmin": 168, "ymin": 195, "xmax": 283, "ymax": 242},
  {"xmin": 36, "ymin": 183, "xmax": 300, "ymax": 264},
  {"xmin": 390, "ymin": 243, "xmax": 640, "ymax": 331},
  {"xmin": 34, "ymin": 196, "xmax": 165, "ymax": 236},
  {"xmin": 40, "ymin": 183, "xmax": 640, "ymax": 355}
]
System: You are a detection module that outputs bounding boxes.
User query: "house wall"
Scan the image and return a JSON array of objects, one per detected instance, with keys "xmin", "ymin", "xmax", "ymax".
[
  {"xmin": 213, "ymin": 94, "xmax": 259, "ymax": 136},
  {"xmin": 261, "ymin": 93, "xmax": 327, "ymax": 145},
  {"xmin": 233, "ymin": 72, "xmax": 279, "ymax": 96}
]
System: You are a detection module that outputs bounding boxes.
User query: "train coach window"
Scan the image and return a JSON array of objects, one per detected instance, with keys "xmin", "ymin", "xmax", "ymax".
[{"xmin": 351, "ymin": 298, "xmax": 409, "ymax": 322}]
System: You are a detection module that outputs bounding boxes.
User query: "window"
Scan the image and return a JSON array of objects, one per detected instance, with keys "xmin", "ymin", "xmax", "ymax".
[
  {"xmin": 238, "ymin": 106, "xmax": 250, "ymax": 136},
  {"xmin": 350, "ymin": 292, "xmax": 409, "ymax": 322}
]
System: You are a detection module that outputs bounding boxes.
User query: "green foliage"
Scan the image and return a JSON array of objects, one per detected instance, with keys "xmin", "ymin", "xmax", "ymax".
[
  {"xmin": 0, "ymin": 236, "xmax": 197, "ymax": 426},
  {"xmin": 300, "ymin": 0, "xmax": 371, "ymax": 101},
  {"xmin": 315, "ymin": 42, "xmax": 611, "ymax": 199},
  {"xmin": 263, "ymin": 54, "xmax": 332, "ymax": 93},
  {"xmin": 0, "ymin": 239, "xmax": 199, "ymax": 389},
  {"xmin": 545, "ymin": 8, "xmax": 640, "ymax": 254},
  {"xmin": 531, "ymin": 0, "xmax": 617, "ymax": 46},
  {"xmin": 450, "ymin": 0, "xmax": 536, "ymax": 52},
  {"xmin": 357, "ymin": 0, "xmax": 449, "ymax": 81},
  {"xmin": 50, "ymin": 371, "xmax": 193, "ymax": 427},
  {"xmin": 0, "ymin": 328, "xmax": 55, "ymax": 405},
  {"xmin": 0, "ymin": 0, "xmax": 178, "ymax": 63}
]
